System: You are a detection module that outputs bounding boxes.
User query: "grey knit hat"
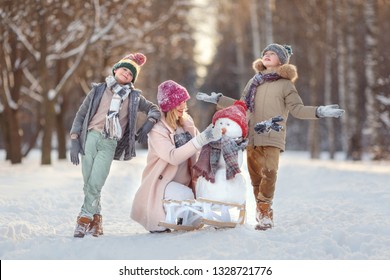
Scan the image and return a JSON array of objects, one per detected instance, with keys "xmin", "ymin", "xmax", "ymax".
[{"xmin": 262, "ymin": 44, "xmax": 293, "ymax": 64}]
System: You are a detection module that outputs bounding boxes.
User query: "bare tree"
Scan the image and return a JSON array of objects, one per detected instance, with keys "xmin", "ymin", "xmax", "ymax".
[
  {"xmin": 323, "ymin": 0, "xmax": 336, "ymax": 159},
  {"xmin": 335, "ymin": 0, "xmax": 348, "ymax": 157},
  {"xmin": 264, "ymin": 0, "xmax": 274, "ymax": 45},
  {"xmin": 363, "ymin": 0, "xmax": 382, "ymax": 159},
  {"xmin": 249, "ymin": 0, "xmax": 261, "ymax": 58},
  {"xmin": 0, "ymin": 0, "xmax": 28, "ymax": 163},
  {"xmin": 1, "ymin": 0, "xmax": 196, "ymax": 164}
]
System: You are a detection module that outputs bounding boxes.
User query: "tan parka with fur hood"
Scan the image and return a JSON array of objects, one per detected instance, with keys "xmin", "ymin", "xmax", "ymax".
[{"xmin": 217, "ymin": 59, "xmax": 319, "ymax": 151}]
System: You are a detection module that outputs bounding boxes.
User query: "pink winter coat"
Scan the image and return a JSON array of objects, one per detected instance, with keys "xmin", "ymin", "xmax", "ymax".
[{"xmin": 130, "ymin": 113, "xmax": 200, "ymax": 232}]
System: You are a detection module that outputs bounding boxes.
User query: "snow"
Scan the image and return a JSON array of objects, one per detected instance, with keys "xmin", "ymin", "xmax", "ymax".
[{"xmin": 1, "ymin": 149, "xmax": 390, "ymax": 279}]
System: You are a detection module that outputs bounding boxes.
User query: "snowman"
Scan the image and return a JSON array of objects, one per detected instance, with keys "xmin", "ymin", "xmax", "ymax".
[{"xmin": 193, "ymin": 101, "xmax": 249, "ymax": 227}]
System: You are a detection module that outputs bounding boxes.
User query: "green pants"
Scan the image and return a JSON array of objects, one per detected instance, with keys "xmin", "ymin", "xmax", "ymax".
[{"xmin": 79, "ymin": 130, "xmax": 117, "ymax": 219}]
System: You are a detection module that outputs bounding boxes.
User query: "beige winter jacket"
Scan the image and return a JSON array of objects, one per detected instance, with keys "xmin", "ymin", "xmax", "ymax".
[
  {"xmin": 217, "ymin": 60, "xmax": 318, "ymax": 151},
  {"xmin": 130, "ymin": 113, "xmax": 200, "ymax": 232}
]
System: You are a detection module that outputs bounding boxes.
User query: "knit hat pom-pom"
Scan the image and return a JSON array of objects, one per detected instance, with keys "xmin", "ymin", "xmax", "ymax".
[
  {"xmin": 283, "ymin": 45, "xmax": 293, "ymax": 56},
  {"xmin": 122, "ymin": 53, "xmax": 147, "ymax": 66},
  {"xmin": 233, "ymin": 100, "xmax": 247, "ymax": 113}
]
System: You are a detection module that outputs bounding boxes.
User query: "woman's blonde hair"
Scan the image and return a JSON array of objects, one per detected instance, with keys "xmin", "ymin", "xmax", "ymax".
[{"xmin": 165, "ymin": 108, "xmax": 186, "ymax": 130}]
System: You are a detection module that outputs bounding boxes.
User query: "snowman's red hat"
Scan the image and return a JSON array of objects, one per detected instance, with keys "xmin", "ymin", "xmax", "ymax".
[{"xmin": 212, "ymin": 100, "xmax": 248, "ymax": 137}]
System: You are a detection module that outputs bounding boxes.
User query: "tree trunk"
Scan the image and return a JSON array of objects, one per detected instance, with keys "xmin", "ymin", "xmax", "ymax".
[
  {"xmin": 345, "ymin": 0, "xmax": 363, "ymax": 160},
  {"xmin": 55, "ymin": 61, "xmax": 67, "ymax": 160},
  {"xmin": 37, "ymin": 1, "xmax": 52, "ymax": 165},
  {"xmin": 0, "ymin": 20, "xmax": 23, "ymax": 164},
  {"xmin": 308, "ymin": 47, "xmax": 320, "ymax": 159},
  {"xmin": 264, "ymin": 0, "xmax": 274, "ymax": 45},
  {"xmin": 336, "ymin": 0, "xmax": 348, "ymax": 157},
  {"xmin": 324, "ymin": 0, "xmax": 335, "ymax": 159},
  {"xmin": 363, "ymin": 0, "xmax": 382, "ymax": 159},
  {"xmin": 56, "ymin": 97, "xmax": 67, "ymax": 160},
  {"xmin": 249, "ymin": 0, "xmax": 261, "ymax": 58},
  {"xmin": 233, "ymin": 1, "xmax": 246, "ymax": 91}
]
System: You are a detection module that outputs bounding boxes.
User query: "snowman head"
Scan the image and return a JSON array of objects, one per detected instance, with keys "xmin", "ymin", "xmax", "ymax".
[
  {"xmin": 212, "ymin": 100, "xmax": 248, "ymax": 138},
  {"xmin": 214, "ymin": 117, "xmax": 243, "ymax": 138}
]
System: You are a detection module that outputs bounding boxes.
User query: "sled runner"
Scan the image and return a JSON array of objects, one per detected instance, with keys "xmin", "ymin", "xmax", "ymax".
[
  {"xmin": 158, "ymin": 199, "xmax": 204, "ymax": 231},
  {"xmin": 197, "ymin": 198, "xmax": 246, "ymax": 228}
]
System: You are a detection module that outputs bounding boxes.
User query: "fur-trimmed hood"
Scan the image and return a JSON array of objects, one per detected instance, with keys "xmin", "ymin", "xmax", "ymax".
[{"xmin": 252, "ymin": 58, "xmax": 298, "ymax": 83}]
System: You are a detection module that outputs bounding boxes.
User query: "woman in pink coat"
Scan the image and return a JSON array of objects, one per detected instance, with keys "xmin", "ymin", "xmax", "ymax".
[{"xmin": 131, "ymin": 80, "xmax": 222, "ymax": 232}]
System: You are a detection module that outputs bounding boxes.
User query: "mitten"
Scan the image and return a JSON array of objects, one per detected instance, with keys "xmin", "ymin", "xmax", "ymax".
[
  {"xmin": 136, "ymin": 119, "xmax": 155, "ymax": 144},
  {"xmin": 254, "ymin": 116, "xmax": 284, "ymax": 134},
  {"xmin": 196, "ymin": 92, "xmax": 223, "ymax": 104},
  {"xmin": 192, "ymin": 124, "xmax": 222, "ymax": 148},
  {"xmin": 316, "ymin": 104, "xmax": 345, "ymax": 118},
  {"xmin": 70, "ymin": 139, "xmax": 82, "ymax": 165}
]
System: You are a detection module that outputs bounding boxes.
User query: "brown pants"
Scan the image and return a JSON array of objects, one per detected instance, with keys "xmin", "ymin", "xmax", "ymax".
[{"xmin": 246, "ymin": 146, "xmax": 281, "ymax": 203}]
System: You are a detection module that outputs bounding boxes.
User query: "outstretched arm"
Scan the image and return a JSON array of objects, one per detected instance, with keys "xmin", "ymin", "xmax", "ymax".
[
  {"xmin": 196, "ymin": 92, "xmax": 223, "ymax": 104},
  {"xmin": 316, "ymin": 104, "xmax": 345, "ymax": 118}
]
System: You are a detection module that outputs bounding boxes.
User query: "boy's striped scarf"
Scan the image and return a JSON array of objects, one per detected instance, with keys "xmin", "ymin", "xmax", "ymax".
[{"xmin": 103, "ymin": 75, "xmax": 133, "ymax": 140}]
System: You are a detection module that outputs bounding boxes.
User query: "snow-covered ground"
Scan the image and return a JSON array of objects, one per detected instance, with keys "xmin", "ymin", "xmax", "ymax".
[{"xmin": 1, "ymin": 149, "xmax": 389, "ymax": 278}]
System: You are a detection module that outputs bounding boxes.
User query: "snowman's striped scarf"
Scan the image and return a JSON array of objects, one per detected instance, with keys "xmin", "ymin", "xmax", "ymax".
[{"xmin": 193, "ymin": 136, "xmax": 248, "ymax": 183}]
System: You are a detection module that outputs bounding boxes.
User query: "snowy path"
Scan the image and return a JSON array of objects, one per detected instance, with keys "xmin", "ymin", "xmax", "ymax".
[{"xmin": 1, "ymin": 150, "xmax": 390, "ymax": 260}]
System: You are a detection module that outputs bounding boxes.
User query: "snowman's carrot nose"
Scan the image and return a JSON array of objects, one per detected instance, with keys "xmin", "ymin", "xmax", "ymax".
[{"xmin": 222, "ymin": 128, "xmax": 227, "ymax": 134}]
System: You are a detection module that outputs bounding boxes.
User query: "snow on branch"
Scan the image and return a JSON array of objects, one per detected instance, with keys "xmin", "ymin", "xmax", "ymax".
[
  {"xmin": 380, "ymin": 111, "xmax": 390, "ymax": 128},
  {"xmin": 110, "ymin": 1, "xmax": 184, "ymax": 48},
  {"xmin": 20, "ymin": 86, "xmax": 44, "ymax": 103},
  {"xmin": 3, "ymin": 18, "xmax": 40, "ymax": 61},
  {"xmin": 23, "ymin": 68, "xmax": 43, "ymax": 94},
  {"xmin": 1, "ymin": 70, "xmax": 18, "ymax": 110},
  {"xmin": 376, "ymin": 94, "xmax": 390, "ymax": 106},
  {"xmin": 48, "ymin": 20, "xmax": 85, "ymax": 54},
  {"xmin": 47, "ymin": 3, "xmax": 122, "ymax": 62}
]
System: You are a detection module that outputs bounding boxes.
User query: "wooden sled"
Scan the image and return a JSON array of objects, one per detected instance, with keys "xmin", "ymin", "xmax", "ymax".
[
  {"xmin": 197, "ymin": 198, "xmax": 246, "ymax": 228},
  {"xmin": 158, "ymin": 199, "xmax": 204, "ymax": 231}
]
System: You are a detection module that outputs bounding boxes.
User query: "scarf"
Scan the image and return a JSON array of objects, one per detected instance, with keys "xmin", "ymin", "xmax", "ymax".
[
  {"xmin": 244, "ymin": 72, "xmax": 281, "ymax": 112},
  {"xmin": 103, "ymin": 75, "xmax": 133, "ymax": 140},
  {"xmin": 174, "ymin": 131, "xmax": 193, "ymax": 148},
  {"xmin": 193, "ymin": 136, "xmax": 248, "ymax": 183}
]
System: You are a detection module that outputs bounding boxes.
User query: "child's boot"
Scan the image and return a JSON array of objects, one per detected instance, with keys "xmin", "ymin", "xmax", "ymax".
[
  {"xmin": 88, "ymin": 214, "xmax": 103, "ymax": 237},
  {"xmin": 255, "ymin": 201, "xmax": 273, "ymax": 231},
  {"xmin": 73, "ymin": 216, "xmax": 92, "ymax": 238}
]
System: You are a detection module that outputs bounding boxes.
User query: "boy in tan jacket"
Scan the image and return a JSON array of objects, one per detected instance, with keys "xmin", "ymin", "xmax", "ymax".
[{"xmin": 197, "ymin": 43, "xmax": 344, "ymax": 230}]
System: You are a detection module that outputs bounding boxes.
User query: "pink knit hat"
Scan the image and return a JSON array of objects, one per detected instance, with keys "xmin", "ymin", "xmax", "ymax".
[
  {"xmin": 157, "ymin": 80, "xmax": 191, "ymax": 112},
  {"xmin": 212, "ymin": 100, "xmax": 248, "ymax": 137}
]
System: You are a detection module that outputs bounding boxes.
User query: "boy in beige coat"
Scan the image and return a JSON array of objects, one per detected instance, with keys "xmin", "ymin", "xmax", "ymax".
[
  {"xmin": 131, "ymin": 80, "xmax": 222, "ymax": 232},
  {"xmin": 197, "ymin": 43, "xmax": 344, "ymax": 230}
]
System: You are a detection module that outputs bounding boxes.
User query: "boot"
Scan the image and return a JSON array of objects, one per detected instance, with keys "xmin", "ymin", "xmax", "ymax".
[
  {"xmin": 255, "ymin": 201, "xmax": 273, "ymax": 231},
  {"xmin": 73, "ymin": 216, "xmax": 92, "ymax": 238},
  {"xmin": 88, "ymin": 214, "xmax": 103, "ymax": 237}
]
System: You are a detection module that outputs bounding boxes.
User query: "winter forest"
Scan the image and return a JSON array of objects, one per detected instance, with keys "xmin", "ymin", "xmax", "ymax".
[{"xmin": 1, "ymin": 0, "xmax": 390, "ymax": 165}]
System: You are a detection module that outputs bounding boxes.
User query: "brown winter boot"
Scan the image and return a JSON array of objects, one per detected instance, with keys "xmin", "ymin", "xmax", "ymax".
[
  {"xmin": 73, "ymin": 216, "xmax": 92, "ymax": 238},
  {"xmin": 255, "ymin": 201, "xmax": 274, "ymax": 231},
  {"xmin": 88, "ymin": 214, "xmax": 103, "ymax": 237}
]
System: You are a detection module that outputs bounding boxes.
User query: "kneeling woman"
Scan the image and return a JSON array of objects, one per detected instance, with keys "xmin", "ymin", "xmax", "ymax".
[{"xmin": 131, "ymin": 80, "xmax": 222, "ymax": 232}]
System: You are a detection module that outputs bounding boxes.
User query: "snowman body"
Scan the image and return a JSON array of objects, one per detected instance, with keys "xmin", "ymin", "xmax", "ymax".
[{"xmin": 195, "ymin": 117, "xmax": 246, "ymax": 205}]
